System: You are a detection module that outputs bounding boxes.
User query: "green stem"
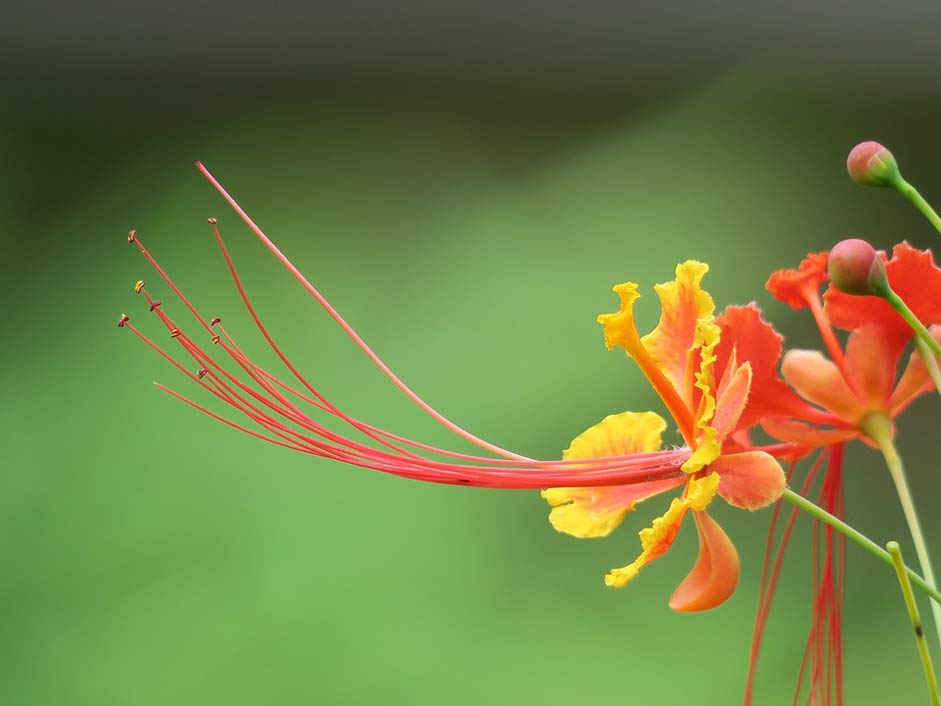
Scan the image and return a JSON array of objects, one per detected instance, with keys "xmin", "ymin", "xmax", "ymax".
[
  {"xmin": 883, "ymin": 288, "xmax": 941, "ymax": 359},
  {"xmin": 781, "ymin": 487, "xmax": 941, "ymax": 605},
  {"xmin": 895, "ymin": 178, "xmax": 941, "ymax": 236},
  {"xmin": 888, "ymin": 540, "xmax": 941, "ymax": 706},
  {"xmin": 915, "ymin": 335, "xmax": 941, "ymax": 400},
  {"xmin": 862, "ymin": 413, "xmax": 941, "ymax": 659}
]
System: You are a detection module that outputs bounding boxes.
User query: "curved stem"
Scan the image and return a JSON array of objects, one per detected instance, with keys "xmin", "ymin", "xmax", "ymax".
[
  {"xmin": 883, "ymin": 289, "xmax": 941, "ymax": 360},
  {"xmin": 781, "ymin": 488, "xmax": 941, "ymax": 605},
  {"xmin": 887, "ymin": 540, "xmax": 941, "ymax": 705},
  {"xmin": 862, "ymin": 413, "xmax": 941, "ymax": 659},
  {"xmin": 915, "ymin": 335, "xmax": 941, "ymax": 399},
  {"xmin": 895, "ymin": 178, "xmax": 941, "ymax": 237}
]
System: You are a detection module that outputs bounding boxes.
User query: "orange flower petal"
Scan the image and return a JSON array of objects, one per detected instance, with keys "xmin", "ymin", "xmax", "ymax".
[
  {"xmin": 640, "ymin": 261, "xmax": 715, "ymax": 400},
  {"xmin": 844, "ymin": 323, "xmax": 896, "ymax": 410},
  {"xmin": 888, "ymin": 325, "xmax": 941, "ymax": 416},
  {"xmin": 766, "ymin": 252, "xmax": 830, "ymax": 309},
  {"xmin": 712, "ymin": 451, "xmax": 786, "ymax": 510},
  {"xmin": 715, "ymin": 304, "xmax": 824, "ymax": 429},
  {"xmin": 669, "ymin": 510, "xmax": 740, "ymax": 612},
  {"xmin": 781, "ymin": 350, "xmax": 863, "ymax": 423},
  {"xmin": 825, "ymin": 242, "xmax": 941, "ymax": 342},
  {"xmin": 712, "ymin": 362, "xmax": 752, "ymax": 442},
  {"xmin": 761, "ymin": 418, "xmax": 858, "ymax": 447}
]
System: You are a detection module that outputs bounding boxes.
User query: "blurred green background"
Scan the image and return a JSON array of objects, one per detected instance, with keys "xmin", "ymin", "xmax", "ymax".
[{"xmin": 6, "ymin": 3, "xmax": 941, "ymax": 704}]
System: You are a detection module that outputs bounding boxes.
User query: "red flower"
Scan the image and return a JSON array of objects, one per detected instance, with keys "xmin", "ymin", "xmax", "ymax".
[{"xmin": 761, "ymin": 244, "xmax": 941, "ymax": 448}]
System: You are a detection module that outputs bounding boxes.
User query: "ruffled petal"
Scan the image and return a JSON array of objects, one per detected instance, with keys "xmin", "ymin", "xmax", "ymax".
[
  {"xmin": 766, "ymin": 252, "xmax": 830, "ymax": 309},
  {"xmin": 844, "ymin": 323, "xmax": 897, "ymax": 411},
  {"xmin": 888, "ymin": 325, "xmax": 941, "ymax": 416},
  {"xmin": 668, "ymin": 510, "xmax": 740, "ymax": 612},
  {"xmin": 712, "ymin": 451, "xmax": 786, "ymax": 510},
  {"xmin": 605, "ymin": 473, "xmax": 719, "ymax": 588},
  {"xmin": 781, "ymin": 350, "xmax": 863, "ymax": 423},
  {"xmin": 542, "ymin": 411, "xmax": 679, "ymax": 538},
  {"xmin": 761, "ymin": 418, "xmax": 858, "ymax": 447},
  {"xmin": 682, "ymin": 319, "xmax": 722, "ymax": 473},
  {"xmin": 825, "ymin": 242, "xmax": 941, "ymax": 343},
  {"xmin": 715, "ymin": 304, "xmax": 824, "ymax": 429},
  {"xmin": 640, "ymin": 261, "xmax": 715, "ymax": 400},
  {"xmin": 604, "ymin": 496, "xmax": 688, "ymax": 588}
]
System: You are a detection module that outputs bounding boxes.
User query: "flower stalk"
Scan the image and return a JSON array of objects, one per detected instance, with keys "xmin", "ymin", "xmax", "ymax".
[
  {"xmin": 887, "ymin": 540, "xmax": 941, "ymax": 706},
  {"xmin": 880, "ymin": 286, "xmax": 941, "ymax": 360},
  {"xmin": 780, "ymin": 488, "xmax": 941, "ymax": 606},
  {"xmin": 895, "ymin": 177, "xmax": 941, "ymax": 237},
  {"xmin": 914, "ymin": 335, "xmax": 941, "ymax": 400},
  {"xmin": 861, "ymin": 413, "xmax": 941, "ymax": 658}
]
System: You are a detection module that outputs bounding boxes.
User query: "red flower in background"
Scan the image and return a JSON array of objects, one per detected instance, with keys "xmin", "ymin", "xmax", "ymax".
[
  {"xmin": 744, "ymin": 243, "xmax": 941, "ymax": 705},
  {"xmin": 763, "ymin": 244, "xmax": 941, "ymax": 448}
]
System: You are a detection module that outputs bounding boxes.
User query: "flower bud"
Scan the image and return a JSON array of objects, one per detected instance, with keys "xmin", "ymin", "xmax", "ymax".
[
  {"xmin": 828, "ymin": 238, "xmax": 888, "ymax": 296},
  {"xmin": 846, "ymin": 141, "xmax": 900, "ymax": 188}
]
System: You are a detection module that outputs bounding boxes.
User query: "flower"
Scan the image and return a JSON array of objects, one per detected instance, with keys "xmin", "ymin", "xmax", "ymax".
[
  {"xmin": 542, "ymin": 262, "xmax": 786, "ymax": 611},
  {"xmin": 121, "ymin": 164, "xmax": 789, "ymax": 611},
  {"xmin": 761, "ymin": 243, "xmax": 941, "ymax": 448}
]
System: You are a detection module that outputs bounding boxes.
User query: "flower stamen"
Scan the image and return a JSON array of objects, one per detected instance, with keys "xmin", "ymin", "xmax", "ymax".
[{"xmin": 121, "ymin": 233, "xmax": 692, "ymax": 488}]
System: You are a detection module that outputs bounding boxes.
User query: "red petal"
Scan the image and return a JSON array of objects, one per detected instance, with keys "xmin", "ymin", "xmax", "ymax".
[
  {"xmin": 669, "ymin": 510, "xmax": 740, "ymax": 612},
  {"xmin": 713, "ymin": 362, "xmax": 752, "ymax": 442},
  {"xmin": 716, "ymin": 305, "xmax": 840, "ymax": 429},
  {"xmin": 844, "ymin": 323, "xmax": 897, "ymax": 410},
  {"xmin": 713, "ymin": 451, "xmax": 787, "ymax": 510},
  {"xmin": 889, "ymin": 324, "xmax": 941, "ymax": 416},
  {"xmin": 766, "ymin": 252, "xmax": 830, "ymax": 309},
  {"xmin": 761, "ymin": 418, "xmax": 859, "ymax": 447},
  {"xmin": 825, "ymin": 242, "xmax": 941, "ymax": 345}
]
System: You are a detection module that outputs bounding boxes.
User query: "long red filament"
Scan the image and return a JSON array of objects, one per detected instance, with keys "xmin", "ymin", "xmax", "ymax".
[
  {"xmin": 745, "ymin": 450, "xmax": 827, "ymax": 705},
  {"xmin": 792, "ymin": 444, "xmax": 844, "ymax": 706},
  {"xmin": 122, "ymin": 232, "xmax": 703, "ymax": 487},
  {"xmin": 195, "ymin": 161, "xmax": 530, "ymax": 461}
]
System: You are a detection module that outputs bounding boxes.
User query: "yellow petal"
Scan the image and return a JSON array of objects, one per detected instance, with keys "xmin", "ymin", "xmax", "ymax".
[
  {"xmin": 543, "ymin": 411, "xmax": 676, "ymax": 538},
  {"xmin": 605, "ymin": 496, "xmax": 689, "ymax": 587},
  {"xmin": 682, "ymin": 318, "xmax": 723, "ymax": 473},
  {"xmin": 686, "ymin": 471, "xmax": 720, "ymax": 511},
  {"xmin": 640, "ymin": 261, "xmax": 715, "ymax": 397},
  {"xmin": 562, "ymin": 411, "xmax": 667, "ymax": 461},
  {"xmin": 598, "ymin": 282, "xmax": 643, "ymax": 353},
  {"xmin": 543, "ymin": 477, "xmax": 685, "ymax": 538}
]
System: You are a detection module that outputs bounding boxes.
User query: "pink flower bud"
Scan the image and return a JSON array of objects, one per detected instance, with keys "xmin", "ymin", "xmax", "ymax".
[
  {"xmin": 846, "ymin": 141, "xmax": 900, "ymax": 188},
  {"xmin": 828, "ymin": 238, "xmax": 888, "ymax": 296}
]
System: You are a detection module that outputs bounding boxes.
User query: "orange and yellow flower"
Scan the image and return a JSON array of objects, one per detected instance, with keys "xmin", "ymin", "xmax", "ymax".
[{"xmin": 542, "ymin": 262, "xmax": 786, "ymax": 611}]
